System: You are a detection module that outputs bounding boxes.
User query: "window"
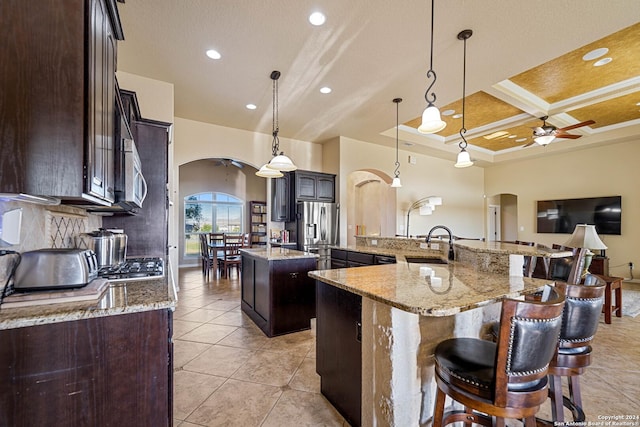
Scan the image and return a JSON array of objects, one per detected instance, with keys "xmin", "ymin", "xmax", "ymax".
[{"xmin": 184, "ymin": 192, "xmax": 244, "ymax": 257}]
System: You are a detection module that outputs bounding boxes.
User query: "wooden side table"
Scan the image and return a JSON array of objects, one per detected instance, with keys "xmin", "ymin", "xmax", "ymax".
[{"xmin": 596, "ymin": 275, "xmax": 623, "ymax": 324}]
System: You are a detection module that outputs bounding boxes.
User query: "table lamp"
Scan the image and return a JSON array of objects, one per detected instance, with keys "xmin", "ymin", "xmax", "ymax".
[{"xmin": 564, "ymin": 224, "xmax": 607, "ymax": 277}]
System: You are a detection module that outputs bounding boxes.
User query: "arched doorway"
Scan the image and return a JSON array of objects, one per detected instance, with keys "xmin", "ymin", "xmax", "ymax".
[
  {"xmin": 486, "ymin": 193, "xmax": 518, "ymax": 241},
  {"xmin": 346, "ymin": 169, "xmax": 396, "ymax": 246}
]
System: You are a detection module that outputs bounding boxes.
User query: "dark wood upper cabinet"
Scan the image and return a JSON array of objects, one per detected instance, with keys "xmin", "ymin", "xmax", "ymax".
[
  {"xmin": 270, "ymin": 170, "xmax": 336, "ymax": 222},
  {"xmin": 0, "ymin": 0, "xmax": 123, "ymax": 205}
]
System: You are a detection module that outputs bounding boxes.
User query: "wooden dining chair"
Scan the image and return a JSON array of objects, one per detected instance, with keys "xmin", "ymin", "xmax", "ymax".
[
  {"xmin": 432, "ymin": 288, "xmax": 565, "ymax": 427},
  {"xmin": 199, "ymin": 234, "xmax": 215, "ymax": 279},
  {"xmin": 221, "ymin": 233, "xmax": 243, "ymax": 278}
]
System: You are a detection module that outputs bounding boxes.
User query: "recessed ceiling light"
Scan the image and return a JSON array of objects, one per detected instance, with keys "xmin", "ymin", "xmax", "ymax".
[
  {"xmin": 593, "ymin": 57, "xmax": 613, "ymax": 67},
  {"xmin": 309, "ymin": 12, "xmax": 326, "ymax": 26},
  {"xmin": 206, "ymin": 49, "xmax": 221, "ymax": 60},
  {"xmin": 582, "ymin": 48, "xmax": 608, "ymax": 61},
  {"xmin": 452, "ymin": 113, "xmax": 463, "ymax": 119},
  {"xmin": 403, "ymin": 142, "xmax": 414, "ymax": 147},
  {"xmin": 483, "ymin": 131, "xmax": 508, "ymax": 140},
  {"xmin": 508, "ymin": 135, "xmax": 517, "ymax": 139},
  {"xmin": 441, "ymin": 109, "xmax": 455, "ymax": 116},
  {"xmin": 515, "ymin": 138, "xmax": 527, "ymax": 143},
  {"xmin": 246, "ymin": 104, "xmax": 257, "ymax": 110},
  {"xmin": 320, "ymin": 87, "xmax": 332, "ymax": 94}
]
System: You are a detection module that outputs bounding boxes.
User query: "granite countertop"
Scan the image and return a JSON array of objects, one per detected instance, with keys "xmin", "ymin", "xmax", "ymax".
[
  {"xmin": 454, "ymin": 240, "xmax": 573, "ymax": 258},
  {"xmin": 240, "ymin": 247, "xmax": 318, "ymax": 261},
  {"xmin": 331, "ymin": 245, "xmax": 443, "ymax": 260},
  {"xmin": 0, "ymin": 269, "xmax": 177, "ymax": 331},
  {"xmin": 309, "ymin": 261, "xmax": 553, "ymax": 317}
]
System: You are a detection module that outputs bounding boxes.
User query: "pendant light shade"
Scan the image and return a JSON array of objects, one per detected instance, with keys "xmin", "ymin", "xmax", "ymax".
[
  {"xmin": 256, "ymin": 70, "xmax": 297, "ymax": 177},
  {"xmin": 391, "ymin": 98, "xmax": 403, "ymax": 188},
  {"xmin": 418, "ymin": 104, "xmax": 446, "ymax": 134},
  {"xmin": 418, "ymin": 0, "xmax": 446, "ymax": 135},
  {"xmin": 267, "ymin": 153, "xmax": 297, "ymax": 171},
  {"xmin": 454, "ymin": 149, "xmax": 473, "ymax": 168},
  {"xmin": 454, "ymin": 29, "xmax": 474, "ymax": 168},
  {"xmin": 256, "ymin": 164, "xmax": 283, "ymax": 178}
]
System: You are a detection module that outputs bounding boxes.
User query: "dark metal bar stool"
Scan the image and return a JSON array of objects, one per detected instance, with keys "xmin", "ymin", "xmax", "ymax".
[
  {"xmin": 432, "ymin": 288, "xmax": 565, "ymax": 427},
  {"xmin": 548, "ymin": 276, "xmax": 605, "ymax": 422}
]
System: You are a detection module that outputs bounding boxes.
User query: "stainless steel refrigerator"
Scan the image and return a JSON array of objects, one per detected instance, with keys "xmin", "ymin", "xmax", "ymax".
[{"xmin": 286, "ymin": 201, "xmax": 339, "ymax": 269}]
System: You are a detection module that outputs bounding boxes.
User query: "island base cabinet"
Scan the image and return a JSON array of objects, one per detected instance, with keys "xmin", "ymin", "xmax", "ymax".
[
  {"xmin": 241, "ymin": 254, "xmax": 316, "ymax": 337},
  {"xmin": 316, "ymin": 280, "xmax": 362, "ymax": 427},
  {"xmin": 0, "ymin": 309, "xmax": 173, "ymax": 427}
]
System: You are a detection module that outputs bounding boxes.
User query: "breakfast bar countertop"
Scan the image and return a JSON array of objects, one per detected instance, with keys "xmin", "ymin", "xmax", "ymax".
[
  {"xmin": 0, "ymin": 272, "xmax": 177, "ymax": 331},
  {"xmin": 240, "ymin": 246, "xmax": 318, "ymax": 261},
  {"xmin": 308, "ymin": 261, "xmax": 553, "ymax": 317}
]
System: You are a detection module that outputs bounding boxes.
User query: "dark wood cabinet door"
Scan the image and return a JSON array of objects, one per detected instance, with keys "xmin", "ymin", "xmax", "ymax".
[
  {"xmin": 316, "ymin": 280, "xmax": 362, "ymax": 426},
  {"xmin": 254, "ymin": 259, "xmax": 270, "ymax": 322},
  {"xmin": 316, "ymin": 176, "xmax": 335, "ymax": 201},
  {"xmin": 0, "ymin": 310, "xmax": 172, "ymax": 426},
  {"xmin": 271, "ymin": 174, "xmax": 291, "ymax": 222},
  {"xmin": 271, "ymin": 259, "xmax": 316, "ymax": 336},
  {"xmin": 103, "ymin": 120, "xmax": 170, "ymax": 256},
  {"xmin": 295, "ymin": 173, "xmax": 317, "ymax": 200},
  {"xmin": 241, "ymin": 256, "xmax": 255, "ymax": 308}
]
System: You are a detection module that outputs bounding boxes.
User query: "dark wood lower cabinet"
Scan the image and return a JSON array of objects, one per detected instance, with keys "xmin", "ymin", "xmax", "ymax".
[
  {"xmin": 316, "ymin": 280, "xmax": 362, "ymax": 427},
  {"xmin": 0, "ymin": 309, "xmax": 173, "ymax": 426},
  {"xmin": 241, "ymin": 254, "xmax": 316, "ymax": 337}
]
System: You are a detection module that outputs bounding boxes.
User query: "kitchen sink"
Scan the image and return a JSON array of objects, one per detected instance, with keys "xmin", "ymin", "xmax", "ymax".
[{"xmin": 403, "ymin": 256, "xmax": 448, "ymax": 264}]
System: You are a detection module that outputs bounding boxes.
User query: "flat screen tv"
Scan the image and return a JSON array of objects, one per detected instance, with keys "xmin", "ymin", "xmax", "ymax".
[{"xmin": 536, "ymin": 196, "xmax": 621, "ymax": 235}]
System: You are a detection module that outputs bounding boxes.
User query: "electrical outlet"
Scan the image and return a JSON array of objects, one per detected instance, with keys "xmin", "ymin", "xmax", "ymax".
[
  {"xmin": 419, "ymin": 243, "xmax": 429, "ymax": 249},
  {"xmin": 371, "ymin": 239, "xmax": 377, "ymax": 246},
  {"xmin": 430, "ymin": 243, "xmax": 440, "ymax": 250}
]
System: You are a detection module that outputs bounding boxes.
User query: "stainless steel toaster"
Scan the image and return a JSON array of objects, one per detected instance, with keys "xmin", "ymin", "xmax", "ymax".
[{"xmin": 13, "ymin": 248, "xmax": 99, "ymax": 290}]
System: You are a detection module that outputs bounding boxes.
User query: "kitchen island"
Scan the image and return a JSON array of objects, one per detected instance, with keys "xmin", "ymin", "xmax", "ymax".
[
  {"xmin": 0, "ymin": 271, "xmax": 176, "ymax": 426},
  {"xmin": 310, "ymin": 240, "xmax": 566, "ymax": 427},
  {"xmin": 240, "ymin": 247, "xmax": 317, "ymax": 337}
]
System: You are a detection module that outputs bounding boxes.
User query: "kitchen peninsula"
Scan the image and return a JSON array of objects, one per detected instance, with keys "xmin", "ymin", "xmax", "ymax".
[
  {"xmin": 0, "ymin": 274, "xmax": 176, "ymax": 426},
  {"xmin": 311, "ymin": 237, "xmax": 572, "ymax": 426}
]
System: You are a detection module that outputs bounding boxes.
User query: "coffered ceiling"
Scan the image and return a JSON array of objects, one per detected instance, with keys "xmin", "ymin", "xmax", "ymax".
[{"xmin": 115, "ymin": 1, "xmax": 640, "ymax": 167}]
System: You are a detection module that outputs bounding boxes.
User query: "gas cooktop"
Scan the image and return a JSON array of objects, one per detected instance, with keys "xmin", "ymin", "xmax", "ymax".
[{"xmin": 98, "ymin": 257, "xmax": 164, "ymax": 282}]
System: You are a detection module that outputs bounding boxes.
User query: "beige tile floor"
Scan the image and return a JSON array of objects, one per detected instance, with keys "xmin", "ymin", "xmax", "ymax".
[{"xmin": 174, "ymin": 267, "xmax": 640, "ymax": 426}]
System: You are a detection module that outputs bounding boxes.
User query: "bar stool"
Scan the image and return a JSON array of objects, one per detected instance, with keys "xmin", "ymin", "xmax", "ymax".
[
  {"xmin": 432, "ymin": 288, "xmax": 565, "ymax": 427},
  {"xmin": 548, "ymin": 276, "xmax": 605, "ymax": 422}
]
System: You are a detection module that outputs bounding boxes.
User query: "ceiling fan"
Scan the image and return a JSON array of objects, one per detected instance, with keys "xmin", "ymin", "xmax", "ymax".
[
  {"xmin": 523, "ymin": 116, "xmax": 595, "ymax": 147},
  {"xmin": 212, "ymin": 158, "xmax": 244, "ymax": 169}
]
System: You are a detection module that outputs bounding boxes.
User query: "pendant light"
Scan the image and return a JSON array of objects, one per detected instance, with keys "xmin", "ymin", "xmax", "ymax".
[
  {"xmin": 391, "ymin": 98, "xmax": 403, "ymax": 188},
  {"xmin": 256, "ymin": 70, "xmax": 297, "ymax": 177},
  {"xmin": 418, "ymin": 0, "xmax": 446, "ymax": 134},
  {"xmin": 454, "ymin": 29, "xmax": 473, "ymax": 168}
]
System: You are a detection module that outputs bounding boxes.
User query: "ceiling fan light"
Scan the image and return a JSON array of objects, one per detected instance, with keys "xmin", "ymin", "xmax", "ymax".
[
  {"xmin": 391, "ymin": 177, "xmax": 402, "ymax": 188},
  {"xmin": 266, "ymin": 153, "xmax": 297, "ymax": 171},
  {"xmin": 535, "ymin": 135, "xmax": 555, "ymax": 145},
  {"xmin": 256, "ymin": 164, "xmax": 283, "ymax": 178},
  {"xmin": 418, "ymin": 104, "xmax": 446, "ymax": 134},
  {"xmin": 454, "ymin": 149, "xmax": 473, "ymax": 168}
]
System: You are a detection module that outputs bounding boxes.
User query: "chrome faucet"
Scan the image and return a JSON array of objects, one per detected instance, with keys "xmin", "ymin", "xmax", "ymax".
[{"xmin": 426, "ymin": 225, "xmax": 455, "ymax": 261}]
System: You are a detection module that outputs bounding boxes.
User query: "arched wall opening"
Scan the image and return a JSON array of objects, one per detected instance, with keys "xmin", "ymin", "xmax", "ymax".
[{"xmin": 346, "ymin": 169, "xmax": 396, "ymax": 246}]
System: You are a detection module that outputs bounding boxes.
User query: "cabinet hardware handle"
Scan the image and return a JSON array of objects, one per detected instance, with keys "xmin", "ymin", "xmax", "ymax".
[
  {"xmin": 356, "ymin": 321, "xmax": 362, "ymax": 343},
  {"xmin": 289, "ymin": 272, "xmax": 298, "ymax": 279}
]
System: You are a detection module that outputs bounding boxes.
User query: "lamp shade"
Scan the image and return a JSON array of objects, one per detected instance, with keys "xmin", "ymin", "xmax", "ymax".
[
  {"xmin": 391, "ymin": 177, "xmax": 402, "ymax": 188},
  {"xmin": 418, "ymin": 105, "xmax": 446, "ymax": 134},
  {"xmin": 267, "ymin": 153, "xmax": 297, "ymax": 171},
  {"xmin": 419, "ymin": 205, "xmax": 433, "ymax": 215},
  {"xmin": 535, "ymin": 135, "xmax": 555, "ymax": 146},
  {"xmin": 256, "ymin": 164, "xmax": 283, "ymax": 178},
  {"xmin": 428, "ymin": 196, "xmax": 442, "ymax": 206},
  {"xmin": 454, "ymin": 149, "xmax": 473, "ymax": 168},
  {"xmin": 564, "ymin": 224, "xmax": 607, "ymax": 250}
]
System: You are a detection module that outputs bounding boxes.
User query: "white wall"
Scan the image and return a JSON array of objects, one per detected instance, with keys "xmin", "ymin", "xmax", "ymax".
[
  {"xmin": 336, "ymin": 137, "xmax": 485, "ymax": 245},
  {"xmin": 484, "ymin": 139, "xmax": 640, "ymax": 278}
]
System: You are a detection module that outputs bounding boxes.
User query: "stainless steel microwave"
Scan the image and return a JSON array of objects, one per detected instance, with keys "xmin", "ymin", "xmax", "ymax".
[{"xmin": 122, "ymin": 138, "xmax": 147, "ymax": 209}]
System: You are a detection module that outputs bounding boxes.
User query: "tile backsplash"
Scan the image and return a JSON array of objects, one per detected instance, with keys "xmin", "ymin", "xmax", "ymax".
[{"xmin": 0, "ymin": 200, "xmax": 102, "ymax": 287}]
